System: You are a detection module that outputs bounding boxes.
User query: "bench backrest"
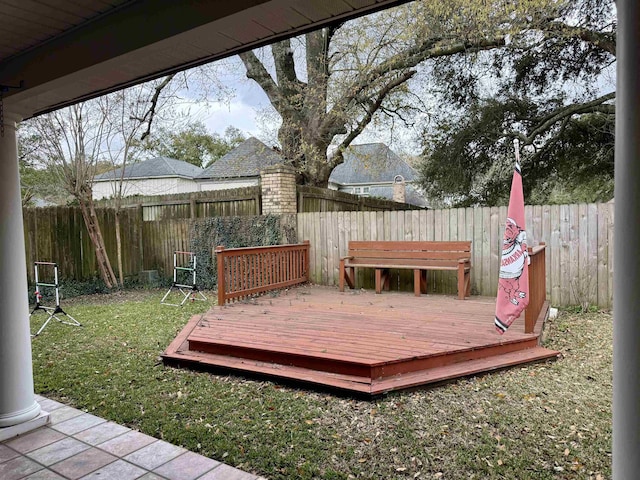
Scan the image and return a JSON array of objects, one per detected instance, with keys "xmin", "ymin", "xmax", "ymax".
[{"xmin": 347, "ymin": 241, "xmax": 471, "ymax": 267}]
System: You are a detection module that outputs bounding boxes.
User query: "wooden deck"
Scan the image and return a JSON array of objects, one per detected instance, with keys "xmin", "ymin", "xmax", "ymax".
[{"xmin": 162, "ymin": 285, "xmax": 559, "ymax": 396}]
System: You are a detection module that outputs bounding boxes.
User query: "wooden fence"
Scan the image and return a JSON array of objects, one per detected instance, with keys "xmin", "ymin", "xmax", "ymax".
[
  {"xmin": 23, "ymin": 206, "xmax": 143, "ymax": 284},
  {"xmin": 99, "ymin": 187, "xmax": 261, "ymax": 221},
  {"xmin": 297, "ymin": 203, "xmax": 615, "ymax": 309},
  {"xmin": 297, "ymin": 185, "xmax": 421, "ymax": 212},
  {"xmin": 22, "ymin": 202, "xmax": 615, "ymax": 308}
]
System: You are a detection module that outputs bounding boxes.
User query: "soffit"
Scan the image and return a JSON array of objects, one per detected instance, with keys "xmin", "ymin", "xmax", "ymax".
[{"xmin": 0, "ymin": 0, "xmax": 409, "ymax": 119}]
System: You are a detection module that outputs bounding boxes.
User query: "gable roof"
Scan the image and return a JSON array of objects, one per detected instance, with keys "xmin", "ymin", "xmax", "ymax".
[
  {"xmin": 197, "ymin": 137, "xmax": 285, "ymax": 180},
  {"xmin": 94, "ymin": 156, "xmax": 203, "ymax": 181},
  {"xmin": 329, "ymin": 143, "xmax": 418, "ymax": 185}
]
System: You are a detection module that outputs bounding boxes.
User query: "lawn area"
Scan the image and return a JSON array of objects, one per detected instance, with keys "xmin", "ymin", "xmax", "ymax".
[{"xmin": 30, "ymin": 289, "xmax": 611, "ymax": 480}]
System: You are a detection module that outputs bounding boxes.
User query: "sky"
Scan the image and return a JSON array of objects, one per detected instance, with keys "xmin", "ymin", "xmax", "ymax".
[{"xmin": 178, "ymin": 56, "xmax": 426, "ymax": 159}]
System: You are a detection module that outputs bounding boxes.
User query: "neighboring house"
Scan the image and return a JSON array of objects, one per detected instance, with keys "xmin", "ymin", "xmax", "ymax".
[
  {"xmin": 196, "ymin": 137, "xmax": 285, "ymax": 191},
  {"xmin": 329, "ymin": 143, "xmax": 429, "ymax": 207},
  {"xmin": 92, "ymin": 157, "xmax": 203, "ymax": 200}
]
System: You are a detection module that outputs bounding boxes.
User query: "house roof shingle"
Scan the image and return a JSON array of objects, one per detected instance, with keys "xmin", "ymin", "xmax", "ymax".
[
  {"xmin": 196, "ymin": 137, "xmax": 284, "ymax": 180},
  {"xmin": 329, "ymin": 143, "xmax": 418, "ymax": 185},
  {"xmin": 94, "ymin": 156, "xmax": 203, "ymax": 181}
]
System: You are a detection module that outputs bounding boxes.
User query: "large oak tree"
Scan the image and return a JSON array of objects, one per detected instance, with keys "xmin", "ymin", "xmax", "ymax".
[
  {"xmin": 239, "ymin": 0, "xmax": 615, "ymax": 203},
  {"xmin": 239, "ymin": 0, "xmax": 508, "ymax": 187}
]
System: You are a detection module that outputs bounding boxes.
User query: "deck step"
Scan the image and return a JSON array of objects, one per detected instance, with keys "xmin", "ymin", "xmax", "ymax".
[
  {"xmin": 163, "ymin": 343, "xmax": 558, "ymax": 396},
  {"xmin": 162, "ymin": 348, "xmax": 374, "ymax": 393},
  {"xmin": 371, "ymin": 346, "xmax": 559, "ymax": 394},
  {"xmin": 188, "ymin": 333, "xmax": 540, "ymax": 379}
]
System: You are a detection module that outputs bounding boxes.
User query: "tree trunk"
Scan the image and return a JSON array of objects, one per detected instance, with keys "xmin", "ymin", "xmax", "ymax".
[
  {"xmin": 114, "ymin": 209, "xmax": 125, "ymax": 287},
  {"xmin": 77, "ymin": 192, "xmax": 118, "ymax": 288}
]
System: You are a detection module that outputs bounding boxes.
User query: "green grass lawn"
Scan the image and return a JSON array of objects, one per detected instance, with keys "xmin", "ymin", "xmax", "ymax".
[{"xmin": 30, "ymin": 289, "xmax": 611, "ymax": 480}]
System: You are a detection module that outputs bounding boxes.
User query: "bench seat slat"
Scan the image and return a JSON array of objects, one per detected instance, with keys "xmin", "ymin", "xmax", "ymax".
[
  {"xmin": 349, "ymin": 240, "xmax": 470, "ymax": 250},
  {"xmin": 346, "ymin": 250, "xmax": 470, "ymax": 261},
  {"xmin": 344, "ymin": 259, "xmax": 470, "ymax": 269},
  {"xmin": 343, "ymin": 262, "xmax": 469, "ymax": 271}
]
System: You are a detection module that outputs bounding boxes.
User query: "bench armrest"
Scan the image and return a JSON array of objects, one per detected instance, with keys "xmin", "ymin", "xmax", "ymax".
[
  {"xmin": 458, "ymin": 257, "xmax": 471, "ymax": 265},
  {"xmin": 340, "ymin": 255, "xmax": 354, "ymax": 261}
]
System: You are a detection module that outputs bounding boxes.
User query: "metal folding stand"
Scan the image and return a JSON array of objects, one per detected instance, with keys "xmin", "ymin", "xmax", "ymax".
[
  {"xmin": 29, "ymin": 261, "xmax": 81, "ymax": 337},
  {"xmin": 160, "ymin": 251, "xmax": 207, "ymax": 306}
]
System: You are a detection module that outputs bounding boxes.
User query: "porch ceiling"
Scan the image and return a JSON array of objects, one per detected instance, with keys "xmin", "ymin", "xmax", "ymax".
[{"xmin": 0, "ymin": 0, "xmax": 408, "ymax": 119}]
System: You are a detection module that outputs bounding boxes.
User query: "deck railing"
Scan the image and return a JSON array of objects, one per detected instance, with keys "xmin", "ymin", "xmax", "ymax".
[
  {"xmin": 524, "ymin": 242, "xmax": 547, "ymax": 334},
  {"xmin": 215, "ymin": 241, "xmax": 310, "ymax": 305}
]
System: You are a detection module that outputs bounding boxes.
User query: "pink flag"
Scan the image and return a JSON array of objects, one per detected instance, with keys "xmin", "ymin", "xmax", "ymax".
[{"xmin": 495, "ymin": 140, "xmax": 529, "ymax": 334}]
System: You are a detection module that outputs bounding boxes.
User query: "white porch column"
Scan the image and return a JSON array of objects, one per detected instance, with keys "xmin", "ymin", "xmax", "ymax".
[
  {"xmin": 613, "ymin": 1, "xmax": 640, "ymax": 478},
  {"xmin": 0, "ymin": 111, "xmax": 40, "ymax": 428}
]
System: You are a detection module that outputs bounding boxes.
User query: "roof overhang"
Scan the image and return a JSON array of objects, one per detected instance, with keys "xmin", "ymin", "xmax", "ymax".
[
  {"xmin": 331, "ymin": 180, "xmax": 416, "ymax": 187},
  {"xmin": 0, "ymin": 0, "xmax": 410, "ymax": 120},
  {"xmin": 93, "ymin": 175, "xmax": 195, "ymax": 182}
]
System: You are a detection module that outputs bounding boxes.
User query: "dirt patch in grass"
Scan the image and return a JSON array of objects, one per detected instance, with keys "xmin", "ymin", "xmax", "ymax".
[{"xmin": 31, "ymin": 290, "xmax": 612, "ymax": 479}]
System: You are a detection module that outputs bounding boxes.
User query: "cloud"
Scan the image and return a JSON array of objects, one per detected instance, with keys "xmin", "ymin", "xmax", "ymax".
[{"xmin": 202, "ymin": 100, "xmax": 260, "ymax": 136}]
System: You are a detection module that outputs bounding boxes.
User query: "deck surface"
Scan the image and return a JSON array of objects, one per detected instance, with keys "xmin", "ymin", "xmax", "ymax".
[{"xmin": 162, "ymin": 285, "xmax": 558, "ymax": 396}]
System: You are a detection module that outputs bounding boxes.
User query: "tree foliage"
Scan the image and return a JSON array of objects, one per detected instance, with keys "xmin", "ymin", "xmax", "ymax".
[
  {"xmin": 17, "ymin": 124, "xmax": 65, "ymax": 205},
  {"xmin": 418, "ymin": 0, "xmax": 616, "ymax": 206},
  {"xmin": 142, "ymin": 122, "xmax": 245, "ymax": 167}
]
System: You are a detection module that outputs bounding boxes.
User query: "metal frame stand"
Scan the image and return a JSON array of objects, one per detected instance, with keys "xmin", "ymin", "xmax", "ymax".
[
  {"xmin": 29, "ymin": 261, "xmax": 81, "ymax": 337},
  {"xmin": 161, "ymin": 251, "xmax": 207, "ymax": 306}
]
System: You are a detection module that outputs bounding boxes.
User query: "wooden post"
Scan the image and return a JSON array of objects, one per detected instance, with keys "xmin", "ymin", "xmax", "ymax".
[
  {"xmin": 303, "ymin": 240, "xmax": 310, "ymax": 281},
  {"xmin": 297, "ymin": 189, "xmax": 304, "ymax": 214},
  {"xmin": 524, "ymin": 242, "xmax": 547, "ymax": 333},
  {"xmin": 215, "ymin": 246, "xmax": 225, "ymax": 306},
  {"xmin": 137, "ymin": 204, "xmax": 144, "ymax": 270},
  {"xmin": 255, "ymin": 192, "xmax": 262, "ymax": 215}
]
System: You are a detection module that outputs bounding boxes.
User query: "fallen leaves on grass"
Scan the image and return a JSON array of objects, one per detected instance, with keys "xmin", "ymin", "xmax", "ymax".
[{"xmin": 31, "ymin": 290, "xmax": 612, "ymax": 480}]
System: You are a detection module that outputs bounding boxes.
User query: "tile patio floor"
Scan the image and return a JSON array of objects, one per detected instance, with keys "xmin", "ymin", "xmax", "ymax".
[{"xmin": 0, "ymin": 395, "xmax": 266, "ymax": 480}]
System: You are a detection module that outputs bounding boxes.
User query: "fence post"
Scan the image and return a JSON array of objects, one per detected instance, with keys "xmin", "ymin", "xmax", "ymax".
[
  {"xmin": 260, "ymin": 164, "xmax": 297, "ymax": 214},
  {"xmin": 297, "ymin": 189, "xmax": 304, "ymax": 213},
  {"xmin": 215, "ymin": 246, "xmax": 225, "ymax": 306},
  {"xmin": 137, "ymin": 204, "xmax": 144, "ymax": 270},
  {"xmin": 255, "ymin": 191, "xmax": 262, "ymax": 215},
  {"xmin": 303, "ymin": 240, "xmax": 310, "ymax": 280}
]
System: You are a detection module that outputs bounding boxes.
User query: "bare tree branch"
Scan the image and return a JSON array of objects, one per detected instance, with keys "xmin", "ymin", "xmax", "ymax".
[
  {"xmin": 327, "ymin": 35, "xmax": 505, "ymax": 130},
  {"xmin": 513, "ymin": 92, "xmax": 615, "ymax": 145},
  {"xmin": 543, "ymin": 22, "xmax": 616, "ymax": 55},
  {"xmin": 138, "ymin": 74, "xmax": 176, "ymax": 141},
  {"xmin": 335, "ymin": 70, "xmax": 416, "ymax": 167},
  {"xmin": 239, "ymin": 50, "xmax": 297, "ymax": 119}
]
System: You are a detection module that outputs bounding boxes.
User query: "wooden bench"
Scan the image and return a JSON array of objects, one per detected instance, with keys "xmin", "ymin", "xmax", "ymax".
[{"xmin": 339, "ymin": 241, "xmax": 472, "ymax": 299}]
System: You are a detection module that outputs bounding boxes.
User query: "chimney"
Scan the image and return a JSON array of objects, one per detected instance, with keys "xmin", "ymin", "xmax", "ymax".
[{"xmin": 393, "ymin": 175, "xmax": 406, "ymax": 203}]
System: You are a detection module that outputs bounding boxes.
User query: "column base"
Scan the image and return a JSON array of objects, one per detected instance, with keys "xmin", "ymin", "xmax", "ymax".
[
  {"xmin": 0, "ymin": 409, "xmax": 49, "ymax": 441},
  {"xmin": 0, "ymin": 401, "xmax": 42, "ymax": 429}
]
